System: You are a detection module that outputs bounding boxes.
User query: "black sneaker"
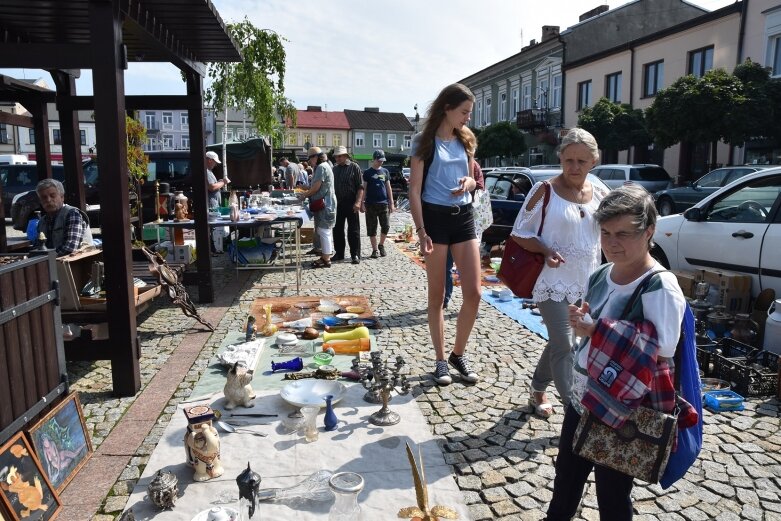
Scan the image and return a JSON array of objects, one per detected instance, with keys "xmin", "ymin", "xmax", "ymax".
[
  {"xmin": 351, "ymin": 256, "xmax": 360, "ymax": 265},
  {"xmin": 378, "ymin": 244, "xmax": 386, "ymax": 257},
  {"xmin": 433, "ymin": 360, "xmax": 452, "ymax": 385},
  {"xmin": 370, "ymin": 250, "xmax": 379, "ymax": 259},
  {"xmin": 448, "ymin": 352, "xmax": 479, "ymax": 383}
]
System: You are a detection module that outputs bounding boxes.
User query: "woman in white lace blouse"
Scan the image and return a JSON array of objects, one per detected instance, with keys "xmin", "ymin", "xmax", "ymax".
[{"xmin": 509, "ymin": 128, "xmax": 608, "ymax": 418}]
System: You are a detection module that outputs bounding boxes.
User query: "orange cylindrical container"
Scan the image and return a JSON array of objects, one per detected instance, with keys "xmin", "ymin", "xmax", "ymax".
[{"xmin": 322, "ymin": 337, "xmax": 371, "ymax": 354}]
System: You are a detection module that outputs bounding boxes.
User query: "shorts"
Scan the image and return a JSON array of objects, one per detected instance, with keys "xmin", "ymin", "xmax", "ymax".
[
  {"xmin": 422, "ymin": 202, "xmax": 476, "ymax": 245},
  {"xmin": 365, "ymin": 203, "xmax": 389, "ymax": 237}
]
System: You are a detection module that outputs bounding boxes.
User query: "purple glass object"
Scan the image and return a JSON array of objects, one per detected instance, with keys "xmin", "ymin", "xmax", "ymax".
[{"xmin": 271, "ymin": 357, "xmax": 304, "ymax": 372}]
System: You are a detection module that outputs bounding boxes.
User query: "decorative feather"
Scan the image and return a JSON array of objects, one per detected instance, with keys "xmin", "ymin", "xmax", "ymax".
[{"xmin": 397, "ymin": 442, "xmax": 458, "ymax": 520}]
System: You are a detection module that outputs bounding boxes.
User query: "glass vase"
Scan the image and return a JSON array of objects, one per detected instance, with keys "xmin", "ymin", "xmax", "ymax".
[{"xmin": 328, "ymin": 472, "xmax": 364, "ymax": 521}]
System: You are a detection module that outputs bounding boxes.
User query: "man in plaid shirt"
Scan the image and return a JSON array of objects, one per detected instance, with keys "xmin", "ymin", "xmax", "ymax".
[{"xmin": 35, "ymin": 178, "xmax": 93, "ymax": 255}]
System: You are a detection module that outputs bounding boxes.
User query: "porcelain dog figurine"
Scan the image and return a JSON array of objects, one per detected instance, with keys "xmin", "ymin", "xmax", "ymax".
[
  {"xmin": 184, "ymin": 421, "xmax": 224, "ymax": 481},
  {"xmin": 223, "ymin": 361, "xmax": 256, "ymax": 410}
]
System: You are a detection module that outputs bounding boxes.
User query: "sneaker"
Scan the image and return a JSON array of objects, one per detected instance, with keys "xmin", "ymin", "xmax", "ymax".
[
  {"xmin": 448, "ymin": 352, "xmax": 479, "ymax": 383},
  {"xmin": 351, "ymin": 256, "xmax": 360, "ymax": 265},
  {"xmin": 433, "ymin": 360, "xmax": 452, "ymax": 385},
  {"xmin": 378, "ymin": 244, "xmax": 386, "ymax": 257},
  {"xmin": 370, "ymin": 250, "xmax": 379, "ymax": 259}
]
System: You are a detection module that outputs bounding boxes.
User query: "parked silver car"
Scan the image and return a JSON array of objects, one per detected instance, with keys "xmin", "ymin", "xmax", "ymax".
[{"xmin": 590, "ymin": 164, "xmax": 673, "ymax": 193}]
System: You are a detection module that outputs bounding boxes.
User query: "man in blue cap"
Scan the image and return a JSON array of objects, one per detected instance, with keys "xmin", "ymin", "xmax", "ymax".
[{"xmin": 360, "ymin": 149, "xmax": 395, "ymax": 259}]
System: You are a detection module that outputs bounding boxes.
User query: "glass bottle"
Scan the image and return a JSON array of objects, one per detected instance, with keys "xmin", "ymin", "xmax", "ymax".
[{"xmin": 328, "ymin": 472, "xmax": 364, "ymax": 521}]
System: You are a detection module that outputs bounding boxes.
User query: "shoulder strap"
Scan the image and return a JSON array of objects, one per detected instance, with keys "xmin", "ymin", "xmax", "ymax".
[{"xmin": 536, "ymin": 181, "xmax": 551, "ymax": 236}]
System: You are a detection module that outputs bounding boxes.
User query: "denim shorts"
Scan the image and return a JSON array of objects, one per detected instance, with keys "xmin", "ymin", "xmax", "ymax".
[{"xmin": 422, "ymin": 202, "xmax": 476, "ymax": 245}]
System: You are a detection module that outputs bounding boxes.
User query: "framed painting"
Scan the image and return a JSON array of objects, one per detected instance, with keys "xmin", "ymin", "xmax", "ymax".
[
  {"xmin": 0, "ymin": 431, "xmax": 61, "ymax": 521},
  {"xmin": 28, "ymin": 393, "xmax": 93, "ymax": 494}
]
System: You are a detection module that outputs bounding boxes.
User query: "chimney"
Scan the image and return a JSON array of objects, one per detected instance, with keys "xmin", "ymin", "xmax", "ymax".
[
  {"xmin": 529, "ymin": 39, "xmax": 537, "ymax": 46},
  {"xmin": 364, "ymin": 107, "xmax": 380, "ymax": 112},
  {"xmin": 306, "ymin": 105, "xmax": 322, "ymax": 112},
  {"xmin": 579, "ymin": 5, "xmax": 609, "ymax": 22},
  {"xmin": 541, "ymin": 25, "xmax": 559, "ymax": 42}
]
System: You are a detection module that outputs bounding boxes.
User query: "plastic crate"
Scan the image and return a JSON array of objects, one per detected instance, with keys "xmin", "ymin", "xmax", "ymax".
[
  {"xmin": 717, "ymin": 338, "xmax": 760, "ymax": 359},
  {"xmin": 712, "ymin": 349, "xmax": 780, "ymax": 397},
  {"xmin": 704, "ymin": 389, "xmax": 745, "ymax": 412},
  {"xmin": 696, "ymin": 342, "xmax": 719, "ymax": 377}
]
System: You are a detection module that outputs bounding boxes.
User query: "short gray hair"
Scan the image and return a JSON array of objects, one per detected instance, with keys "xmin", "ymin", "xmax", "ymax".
[
  {"xmin": 558, "ymin": 127, "xmax": 599, "ymax": 160},
  {"xmin": 36, "ymin": 178, "xmax": 65, "ymax": 196},
  {"xmin": 594, "ymin": 184, "xmax": 658, "ymax": 247}
]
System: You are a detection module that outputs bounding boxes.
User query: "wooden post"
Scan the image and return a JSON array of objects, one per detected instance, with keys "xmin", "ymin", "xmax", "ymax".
[
  {"xmin": 28, "ymin": 97, "xmax": 53, "ymax": 181},
  {"xmin": 89, "ymin": 0, "xmax": 140, "ymax": 397},
  {"xmin": 51, "ymin": 70, "xmax": 87, "ymax": 210}
]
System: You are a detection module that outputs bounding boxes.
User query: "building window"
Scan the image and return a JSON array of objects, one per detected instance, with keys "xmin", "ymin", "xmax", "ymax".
[
  {"xmin": 162, "ymin": 134, "xmax": 173, "ymax": 149},
  {"xmin": 302, "ymin": 133, "xmax": 312, "ymax": 146},
  {"xmin": 226, "ymin": 128, "xmax": 234, "ymax": 141},
  {"xmin": 771, "ymin": 35, "xmax": 781, "ymax": 76},
  {"xmin": 144, "ymin": 112, "xmax": 156, "ymax": 129},
  {"xmin": 643, "ymin": 60, "xmax": 664, "ymax": 97},
  {"xmin": 475, "ymin": 100, "xmax": 483, "ymax": 128},
  {"xmin": 688, "ymin": 46, "xmax": 713, "ymax": 78},
  {"xmin": 499, "ymin": 93, "xmax": 507, "ymax": 121},
  {"xmin": 404, "ymin": 134, "xmax": 412, "ymax": 148},
  {"xmin": 333, "ymin": 134, "xmax": 342, "ymax": 147},
  {"xmin": 80, "ymin": 129, "xmax": 87, "ymax": 146},
  {"xmin": 0, "ymin": 124, "xmax": 8, "ymax": 144},
  {"xmin": 577, "ymin": 80, "xmax": 592, "ymax": 110},
  {"xmin": 537, "ymin": 79, "xmax": 549, "ymax": 109},
  {"xmin": 162, "ymin": 112, "xmax": 173, "ymax": 129},
  {"xmin": 52, "ymin": 128, "xmax": 62, "ymax": 145},
  {"xmin": 388, "ymin": 134, "xmax": 396, "ymax": 148},
  {"xmin": 373, "ymin": 133, "xmax": 382, "ymax": 147},
  {"xmin": 522, "ymin": 83, "xmax": 531, "ymax": 110},
  {"xmin": 551, "ymin": 74, "xmax": 562, "ymax": 109},
  {"xmin": 180, "ymin": 113, "xmax": 189, "ymax": 128},
  {"xmin": 237, "ymin": 130, "xmax": 246, "ymax": 141},
  {"xmin": 317, "ymin": 133, "xmax": 326, "ymax": 147},
  {"xmin": 181, "ymin": 135, "xmax": 190, "ymax": 149},
  {"xmin": 511, "ymin": 87, "xmax": 520, "ymax": 117},
  {"xmin": 484, "ymin": 98, "xmax": 491, "ymax": 125},
  {"xmin": 29, "ymin": 128, "xmax": 35, "ymax": 145},
  {"xmin": 605, "ymin": 72, "xmax": 622, "ymax": 103},
  {"xmin": 145, "ymin": 138, "xmax": 154, "ymax": 151},
  {"xmin": 355, "ymin": 132, "xmax": 365, "ymax": 148},
  {"xmin": 286, "ymin": 133, "xmax": 297, "ymax": 146}
]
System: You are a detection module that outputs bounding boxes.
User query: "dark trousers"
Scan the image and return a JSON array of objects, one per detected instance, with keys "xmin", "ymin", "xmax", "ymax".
[
  {"xmin": 545, "ymin": 405, "xmax": 635, "ymax": 521},
  {"xmin": 333, "ymin": 199, "xmax": 361, "ymax": 258}
]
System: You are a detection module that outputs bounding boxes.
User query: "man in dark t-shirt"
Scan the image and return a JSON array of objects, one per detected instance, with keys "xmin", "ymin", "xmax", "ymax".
[
  {"xmin": 331, "ymin": 146, "xmax": 364, "ymax": 263},
  {"xmin": 360, "ymin": 149, "xmax": 395, "ymax": 259}
]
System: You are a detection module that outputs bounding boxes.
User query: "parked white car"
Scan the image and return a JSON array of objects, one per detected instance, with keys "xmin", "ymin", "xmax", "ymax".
[{"xmin": 652, "ymin": 167, "xmax": 781, "ymax": 298}]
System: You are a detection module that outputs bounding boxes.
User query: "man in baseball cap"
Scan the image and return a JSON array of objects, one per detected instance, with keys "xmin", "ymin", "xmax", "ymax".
[
  {"xmin": 205, "ymin": 151, "xmax": 229, "ymax": 209},
  {"xmin": 331, "ymin": 145, "xmax": 364, "ymax": 264},
  {"xmin": 205, "ymin": 150, "xmax": 221, "ymax": 164}
]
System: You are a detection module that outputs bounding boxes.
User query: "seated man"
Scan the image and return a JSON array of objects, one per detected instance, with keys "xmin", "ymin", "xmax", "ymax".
[{"xmin": 35, "ymin": 178, "xmax": 93, "ymax": 255}]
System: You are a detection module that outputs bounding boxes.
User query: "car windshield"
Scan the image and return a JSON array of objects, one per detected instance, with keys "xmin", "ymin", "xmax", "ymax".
[
  {"xmin": 630, "ymin": 167, "xmax": 670, "ymax": 181},
  {"xmin": 696, "ymin": 169, "xmax": 729, "ymax": 188},
  {"xmin": 148, "ymin": 159, "xmax": 190, "ymax": 182}
]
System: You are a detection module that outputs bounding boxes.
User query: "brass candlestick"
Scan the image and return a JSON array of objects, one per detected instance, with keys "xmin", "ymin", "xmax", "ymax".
[{"xmin": 359, "ymin": 352, "xmax": 410, "ymax": 426}]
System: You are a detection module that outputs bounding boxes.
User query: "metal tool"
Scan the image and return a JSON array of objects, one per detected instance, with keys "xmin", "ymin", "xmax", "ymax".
[{"xmin": 216, "ymin": 420, "xmax": 267, "ymax": 437}]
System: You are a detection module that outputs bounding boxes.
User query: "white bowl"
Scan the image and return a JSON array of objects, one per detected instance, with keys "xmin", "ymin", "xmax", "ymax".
[
  {"xmin": 280, "ymin": 379, "xmax": 346, "ymax": 408},
  {"xmin": 276, "ymin": 332, "xmax": 298, "ymax": 345},
  {"xmin": 317, "ymin": 304, "xmax": 340, "ymax": 314}
]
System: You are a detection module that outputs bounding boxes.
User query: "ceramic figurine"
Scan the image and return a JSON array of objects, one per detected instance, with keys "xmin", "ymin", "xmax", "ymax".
[
  {"xmin": 147, "ymin": 469, "xmax": 178, "ymax": 509},
  {"xmin": 184, "ymin": 421, "xmax": 224, "ymax": 481},
  {"xmin": 236, "ymin": 462, "xmax": 261, "ymax": 519},
  {"xmin": 245, "ymin": 315, "xmax": 257, "ymax": 342},
  {"xmin": 323, "ymin": 395, "xmax": 338, "ymax": 431},
  {"xmin": 224, "ymin": 362, "xmax": 256, "ymax": 410}
]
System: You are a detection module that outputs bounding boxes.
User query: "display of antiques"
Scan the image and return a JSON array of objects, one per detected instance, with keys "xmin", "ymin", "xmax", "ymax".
[
  {"xmin": 182, "ymin": 405, "xmax": 224, "ymax": 481},
  {"xmin": 359, "ymin": 351, "xmax": 411, "ymax": 426},
  {"xmin": 236, "ymin": 462, "xmax": 261, "ymax": 519},
  {"xmin": 223, "ymin": 362, "xmax": 256, "ymax": 410},
  {"xmin": 147, "ymin": 469, "xmax": 179, "ymax": 509},
  {"xmin": 398, "ymin": 443, "xmax": 458, "ymax": 520}
]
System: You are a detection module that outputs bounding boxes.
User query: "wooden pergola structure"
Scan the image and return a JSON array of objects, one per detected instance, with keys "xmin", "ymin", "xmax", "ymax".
[{"xmin": 0, "ymin": 0, "xmax": 241, "ymax": 396}]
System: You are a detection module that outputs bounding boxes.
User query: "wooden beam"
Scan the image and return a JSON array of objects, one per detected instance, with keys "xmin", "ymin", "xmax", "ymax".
[
  {"xmin": 26, "ymin": 102, "xmax": 53, "ymax": 181},
  {"xmin": 0, "ymin": 44, "xmax": 93, "ymax": 68},
  {"xmin": 51, "ymin": 71, "xmax": 86, "ymax": 211},
  {"xmin": 186, "ymin": 71, "xmax": 214, "ymax": 303},
  {"xmin": 0, "ymin": 112, "xmax": 33, "ymax": 128},
  {"xmin": 57, "ymin": 94, "xmax": 193, "ymax": 112},
  {"xmin": 90, "ymin": 0, "xmax": 140, "ymax": 397}
]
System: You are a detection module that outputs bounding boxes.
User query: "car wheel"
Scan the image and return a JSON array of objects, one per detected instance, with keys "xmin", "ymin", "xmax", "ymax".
[
  {"xmin": 658, "ymin": 197, "xmax": 675, "ymax": 216},
  {"xmin": 651, "ymin": 245, "xmax": 670, "ymax": 269}
]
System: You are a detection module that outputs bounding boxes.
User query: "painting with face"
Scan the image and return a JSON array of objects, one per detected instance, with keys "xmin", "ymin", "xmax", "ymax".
[{"xmin": 28, "ymin": 393, "xmax": 92, "ymax": 493}]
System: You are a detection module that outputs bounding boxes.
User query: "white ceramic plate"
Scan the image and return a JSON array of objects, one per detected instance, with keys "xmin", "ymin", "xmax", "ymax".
[
  {"xmin": 276, "ymin": 332, "xmax": 297, "ymax": 344},
  {"xmin": 190, "ymin": 506, "xmax": 238, "ymax": 521},
  {"xmin": 280, "ymin": 380, "xmax": 346, "ymax": 408},
  {"xmin": 335, "ymin": 312, "xmax": 359, "ymax": 320},
  {"xmin": 317, "ymin": 304, "xmax": 340, "ymax": 314}
]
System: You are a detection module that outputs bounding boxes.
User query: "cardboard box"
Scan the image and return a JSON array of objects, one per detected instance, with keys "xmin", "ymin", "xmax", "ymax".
[
  {"xmin": 56, "ymin": 248, "xmax": 103, "ymax": 311},
  {"xmin": 172, "ymin": 244, "xmax": 196, "ymax": 264},
  {"xmin": 299, "ymin": 227, "xmax": 315, "ymax": 244},
  {"xmin": 701, "ymin": 268, "xmax": 752, "ymax": 313},
  {"xmin": 672, "ymin": 270, "xmax": 698, "ymax": 299}
]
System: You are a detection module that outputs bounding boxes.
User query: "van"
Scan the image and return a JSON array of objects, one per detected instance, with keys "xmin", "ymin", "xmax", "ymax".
[{"xmin": 0, "ymin": 154, "xmax": 34, "ymax": 165}]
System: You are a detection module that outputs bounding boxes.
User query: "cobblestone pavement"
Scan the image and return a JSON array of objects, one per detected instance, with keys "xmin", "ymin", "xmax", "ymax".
[{"xmin": 62, "ymin": 218, "xmax": 781, "ymax": 521}]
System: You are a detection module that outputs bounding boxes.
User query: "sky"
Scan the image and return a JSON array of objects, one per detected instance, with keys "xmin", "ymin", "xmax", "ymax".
[{"xmin": 1, "ymin": 0, "xmax": 735, "ymax": 118}]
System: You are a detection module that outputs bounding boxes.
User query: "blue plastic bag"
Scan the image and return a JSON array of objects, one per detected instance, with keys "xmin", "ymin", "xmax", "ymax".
[
  {"xmin": 660, "ymin": 305, "xmax": 703, "ymax": 489},
  {"xmin": 26, "ymin": 217, "xmax": 39, "ymax": 242}
]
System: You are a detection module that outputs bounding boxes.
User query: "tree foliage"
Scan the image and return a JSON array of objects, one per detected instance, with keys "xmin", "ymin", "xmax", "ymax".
[
  {"xmin": 474, "ymin": 121, "xmax": 526, "ymax": 161},
  {"xmin": 578, "ymin": 98, "xmax": 651, "ymax": 154},
  {"xmin": 732, "ymin": 59, "xmax": 781, "ymax": 145},
  {"xmin": 204, "ymin": 18, "xmax": 296, "ymax": 144},
  {"xmin": 125, "ymin": 115, "xmax": 148, "ymax": 182}
]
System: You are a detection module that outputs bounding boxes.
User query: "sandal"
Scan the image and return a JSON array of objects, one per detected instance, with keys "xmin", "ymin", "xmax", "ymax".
[
  {"xmin": 311, "ymin": 258, "xmax": 331, "ymax": 269},
  {"xmin": 528, "ymin": 386, "xmax": 554, "ymax": 418}
]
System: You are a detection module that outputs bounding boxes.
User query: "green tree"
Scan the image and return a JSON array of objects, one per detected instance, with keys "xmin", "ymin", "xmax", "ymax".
[
  {"xmin": 204, "ymin": 18, "xmax": 296, "ymax": 154},
  {"xmin": 732, "ymin": 59, "xmax": 781, "ymax": 146},
  {"xmin": 474, "ymin": 121, "xmax": 526, "ymax": 163},
  {"xmin": 578, "ymin": 98, "xmax": 651, "ymax": 161},
  {"xmin": 645, "ymin": 68, "xmax": 746, "ymax": 168}
]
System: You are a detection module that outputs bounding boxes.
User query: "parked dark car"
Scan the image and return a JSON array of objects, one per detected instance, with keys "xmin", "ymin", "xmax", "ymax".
[
  {"xmin": 482, "ymin": 169, "xmax": 611, "ymax": 247},
  {"xmin": 590, "ymin": 164, "xmax": 673, "ymax": 193},
  {"xmin": 653, "ymin": 165, "xmax": 772, "ymax": 216},
  {"xmin": 1, "ymin": 163, "xmax": 64, "ymax": 212}
]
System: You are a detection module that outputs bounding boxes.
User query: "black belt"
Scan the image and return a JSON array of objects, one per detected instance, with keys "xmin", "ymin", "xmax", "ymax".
[{"xmin": 423, "ymin": 202, "xmax": 472, "ymax": 216}]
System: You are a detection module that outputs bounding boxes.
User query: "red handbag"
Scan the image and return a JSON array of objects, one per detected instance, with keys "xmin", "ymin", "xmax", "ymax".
[
  {"xmin": 309, "ymin": 197, "xmax": 326, "ymax": 212},
  {"xmin": 497, "ymin": 182, "xmax": 550, "ymax": 298}
]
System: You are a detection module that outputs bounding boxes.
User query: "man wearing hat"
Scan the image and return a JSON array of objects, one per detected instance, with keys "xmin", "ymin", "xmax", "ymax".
[
  {"xmin": 205, "ymin": 151, "xmax": 230, "ymax": 209},
  {"xmin": 360, "ymin": 149, "xmax": 395, "ymax": 259},
  {"xmin": 331, "ymin": 145, "xmax": 364, "ymax": 264}
]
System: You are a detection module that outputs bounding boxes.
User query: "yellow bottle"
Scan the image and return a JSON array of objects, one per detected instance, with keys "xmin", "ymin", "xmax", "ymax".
[
  {"xmin": 322, "ymin": 326, "xmax": 369, "ymax": 343},
  {"xmin": 322, "ymin": 338, "xmax": 371, "ymax": 354}
]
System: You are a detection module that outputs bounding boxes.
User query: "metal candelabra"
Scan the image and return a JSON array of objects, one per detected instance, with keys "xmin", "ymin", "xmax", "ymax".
[{"xmin": 359, "ymin": 352, "xmax": 411, "ymax": 426}]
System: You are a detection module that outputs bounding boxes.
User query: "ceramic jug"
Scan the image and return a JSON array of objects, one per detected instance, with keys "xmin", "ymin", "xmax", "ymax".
[{"xmin": 764, "ymin": 299, "xmax": 781, "ymax": 355}]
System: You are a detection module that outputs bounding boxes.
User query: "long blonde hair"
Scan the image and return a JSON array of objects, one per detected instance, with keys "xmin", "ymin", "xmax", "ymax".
[{"xmin": 415, "ymin": 83, "xmax": 477, "ymax": 162}]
